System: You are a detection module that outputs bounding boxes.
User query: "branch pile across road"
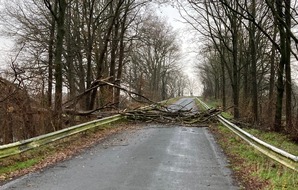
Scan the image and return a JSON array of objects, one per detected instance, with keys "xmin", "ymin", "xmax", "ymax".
[
  {"xmin": 62, "ymin": 77, "xmax": 221, "ymax": 125},
  {"xmin": 122, "ymin": 105, "xmax": 221, "ymax": 126}
]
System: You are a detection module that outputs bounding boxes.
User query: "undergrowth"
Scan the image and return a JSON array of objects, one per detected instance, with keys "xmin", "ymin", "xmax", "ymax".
[{"xmin": 212, "ymin": 125, "xmax": 298, "ymax": 189}]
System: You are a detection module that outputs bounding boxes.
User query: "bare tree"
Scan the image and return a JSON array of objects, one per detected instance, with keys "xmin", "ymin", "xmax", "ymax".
[
  {"xmin": 44, "ymin": 0, "xmax": 67, "ymax": 130},
  {"xmin": 127, "ymin": 14, "xmax": 181, "ymax": 101}
]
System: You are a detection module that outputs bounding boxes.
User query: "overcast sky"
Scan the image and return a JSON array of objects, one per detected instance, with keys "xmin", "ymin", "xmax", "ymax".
[
  {"xmin": 0, "ymin": 35, "xmax": 13, "ymax": 70},
  {"xmin": 156, "ymin": 4, "xmax": 202, "ymax": 95}
]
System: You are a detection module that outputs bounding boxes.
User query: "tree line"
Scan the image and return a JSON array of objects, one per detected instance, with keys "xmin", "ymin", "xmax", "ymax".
[
  {"xmin": 180, "ymin": 0, "xmax": 298, "ymax": 138},
  {"xmin": 0, "ymin": 0, "xmax": 187, "ymax": 144}
]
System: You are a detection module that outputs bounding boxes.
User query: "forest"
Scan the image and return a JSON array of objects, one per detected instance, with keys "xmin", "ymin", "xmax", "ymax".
[
  {"xmin": 0, "ymin": 0, "xmax": 298, "ymax": 144},
  {"xmin": 179, "ymin": 0, "xmax": 298, "ymax": 141},
  {"xmin": 0, "ymin": 0, "xmax": 187, "ymax": 144}
]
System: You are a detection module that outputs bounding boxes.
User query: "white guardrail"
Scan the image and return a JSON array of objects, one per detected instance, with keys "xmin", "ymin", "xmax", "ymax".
[
  {"xmin": 0, "ymin": 114, "xmax": 123, "ymax": 159},
  {"xmin": 197, "ymin": 98, "xmax": 298, "ymax": 172}
]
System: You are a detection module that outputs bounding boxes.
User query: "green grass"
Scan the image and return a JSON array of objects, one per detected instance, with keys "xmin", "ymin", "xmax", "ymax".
[
  {"xmin": 221, "ymin": 112, "xmax": 233, "ymax": 119},
  {"xmin": 199, "ymin": 97, "xmax": 298, "ymax": 188},
  {"xmin": 203, "ymin": 98, "xmax": 222, "ymax": 108},
  {"xmin": 196, "ymin": 97, "xmax": 234, "ymax": 119},
  {"xmin": 0, "ymin": 158, "xmax": 41, "ymax": 174},
  {"xmin": 194, "ymin": 98, "xmax": 205, "ymax": 111},
  {"xmin": 246, "ymin": 129, "xmax": 298, "ymax": 156},
  {"xmin": 0, "ymin": 144, "xmax": 57, "ymax": 179},
  {"xmin": 214, "ymin": 125, "xmax": 298, "ymax": 189}
]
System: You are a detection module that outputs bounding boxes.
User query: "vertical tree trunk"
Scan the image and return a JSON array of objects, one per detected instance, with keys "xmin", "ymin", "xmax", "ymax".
[
  {"xmin": 74, "ymin": 0, "xmax": 86, "ymax": 110},
  {"xmin": 85, "ymin": 0, "xmax": 95, "ymax": 109},
  {"xmin": 66, "ymin": 5, "xmax": 76, "ymax": 100},
  {"xmin": 285, "ymin": 0, "xmax": 292, "ymax": 131},
  {"xmin": 47, "ymin": 0, "xmax": 57, "ymax": 108},
  {"xmin": 89, "ymin": 0, "xmax": 124, "ymax": 110},
  {"xmin": 268, "ymin": 23, "xmax": 277, "ymax": 121},
  {"xmin": 114, "ymin": 10, "xmax": 127, "ymax": 106},
  {"xmin": 219, "ymin": 42, "xmax": 226, "ymax": 110},
  {"xmin": 109, "ymin": 19, "xmax": 120, "ymax": 104},
  {"xmin": 53, "ymin": 0, "xmax": 67, "ymax": 130},
  {"xmin": 232, "ymin": 13, "xmax": 240, "ymax": 119},
  {"xmin": 250, "ymin": 0, "xmax": 258, "ymax": 123},
  {"xmin": 89, "ymin": 19, "xmax": 114, "ymax": 109},
  {"xmin": 221, "ymin": 59, "xmax": 226, "ymax": 110},
  {"xmin": 274, "ymin": 0, "xmax": 286, "ymax": 132},
  {"xmin": 243, "ymin": 50, "xmax": 249, "ymax": 100}
]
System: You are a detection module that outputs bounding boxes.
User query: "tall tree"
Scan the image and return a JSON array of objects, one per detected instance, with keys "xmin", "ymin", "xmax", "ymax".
[
  {"xmin": 249, "ymin": 0, "xmax": 258, "ymax": 123},
  {"xmin": 44, "ymin": 0, "xmax": 67, "ymax": 130},
  {"xmin": 272, "ymin": 0, "xmax": 292, "ymax": 131},
  {"xmin": 47, "ymin": 0, "xmax": 57, "ymax": 108}
]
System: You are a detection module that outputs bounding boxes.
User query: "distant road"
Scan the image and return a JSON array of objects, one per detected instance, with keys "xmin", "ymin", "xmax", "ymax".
[
  {"xmin": 1, "ymin": 98, "xmax": 238, "ymax": 190},
  {"xmin": 167, "ymin": 97, "xmax": 198, "ymax": 113}
]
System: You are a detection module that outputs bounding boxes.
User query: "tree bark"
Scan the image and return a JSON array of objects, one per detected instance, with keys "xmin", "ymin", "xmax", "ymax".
[
  {"xmin": 274, "ymin": 0, "xmax": 286, "ymax": 132},
  {"xmin": 268, "ymin": 21, "xmax": 277, "ymax": 121},
  {"xmin": 53, "ymin": 0, "xmax": 67, "ymax": 130},
  {"xmin": 285, "ymin": 0, "xmax": 292, "ymax": 131},
  {"xmin": 221, "ymin": 57, "xmax": 226, "ymax": 110},
  {"xmin": 47, "ymin": 0, "xmax": 58, "ymax": 109},
  {"xmin": 115, "ymin": 4, "xmax": 128, "ymax": 106},
  {"xmin": 89, "ymin": 0, "xmax": 124, "ymax": 110},
  {"xmin": 250, "ymin": 0, "xmax": 258, "ymax": 123},
  {"xmin": 109, "ymin": 18, "xmax": 120, "ymax": 104},
  {"xmin": 231, "ymin": 11, "xmax": 240, "ymax": 119}
]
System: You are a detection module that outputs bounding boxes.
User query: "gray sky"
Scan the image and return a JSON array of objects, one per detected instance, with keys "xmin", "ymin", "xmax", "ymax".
[
  {"xmin": 0, "ymin": 36, "xmax": 13, "ymax": 70},
  {"xmin": 156, "ymin": 4, "xmax": 202, "ymax": 95}
]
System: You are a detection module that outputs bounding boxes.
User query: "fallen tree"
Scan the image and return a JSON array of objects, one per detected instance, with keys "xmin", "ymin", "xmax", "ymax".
[
  {"xmin": 122, "ymin": 106, "xmax": 221, "ymax": 126},
  {"xmin": 63, "ymin": 78, "xmax": 222, "ymax": 125},
  {"xmin": 63, "ymin": 77, "xmax": 156, "ymax": 116}
]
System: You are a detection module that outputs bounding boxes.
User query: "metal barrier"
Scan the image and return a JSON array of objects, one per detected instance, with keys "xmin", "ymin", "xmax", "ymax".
[
  {"xmin": 0, "ymin": 98, "xmax": 175, "ymax": 159},
  {"xmin": 197, "ymin": 98, "xmax": 298, "ymax": 172},
  {"xmin": 0, "ymin": 114, "xmax": 123, "ymax": 159}
]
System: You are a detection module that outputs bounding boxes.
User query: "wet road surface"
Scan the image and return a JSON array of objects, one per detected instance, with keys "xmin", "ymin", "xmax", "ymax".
[
  {"xmin": 167, "ymin": 97, "xmax": 198, "ymax": 114},
  {"xmin": 1, "ymin": 98, "xmax": 238, "ymax": 190}
]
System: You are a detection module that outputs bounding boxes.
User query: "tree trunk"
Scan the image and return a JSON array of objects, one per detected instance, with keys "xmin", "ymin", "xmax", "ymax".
[
  {"xmin": 115, "ymin": 8, "xmax": 128, "ymax": 106},
  {"xmin": 47, "ymin": 0, "xmax": 57, "ymax": 109},
  {"xmin": 89, "ymin": 0, "xmax": 124, "ymax": 110},
  {"xmin": 232, "ymin": 13, "xmax": 240, "ymax": 119},
  {"xmin": 250, "ymin": 0, "xmax": 258, "ymax": 123},
  {"xmin": 53, "ymin": 0, "xmax": 67, "ymax": 130},
  {"xmin": 274, "ymin": 0, "xmax": 286, "ymax": 132},
  {"xmin": 268, "ymin": 22, "xmax": 277, "ymax": 122},
  {"xmin": 285, "ymin": 0, "xmax": 292, "ymax": 131},
  {"xmin": 85, "ymin": 0, "xmax": 95, "ymax": 109},
  {"xmin": 221, "ymin": 59, "xmax": 226, "ymax": 110},
  {"xmin": 109, "ymin": 19, "xmax": 120, "ymax": 104}
]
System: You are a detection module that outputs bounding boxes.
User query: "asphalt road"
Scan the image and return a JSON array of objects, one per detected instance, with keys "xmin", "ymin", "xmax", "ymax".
[
  {"xmin": 1, "ymin": 98, "xmax": 239, "ymax": 190},
  {"xmin": 167, "ymin": 97, "xmax": 198, "ymax": 113}
]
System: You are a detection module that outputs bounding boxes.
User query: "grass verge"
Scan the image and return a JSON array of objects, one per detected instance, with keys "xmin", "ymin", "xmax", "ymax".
[
  {"xmin": 195, "ymin": 97, "xmax": 233, "ymax": 119},
  {"xmin": 211, "ymin": 125, "xmax": 298, "ymax": 190},
  {"xmin": 245, "ymin": 128, "xmax": 298, "ymax": 156}
]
